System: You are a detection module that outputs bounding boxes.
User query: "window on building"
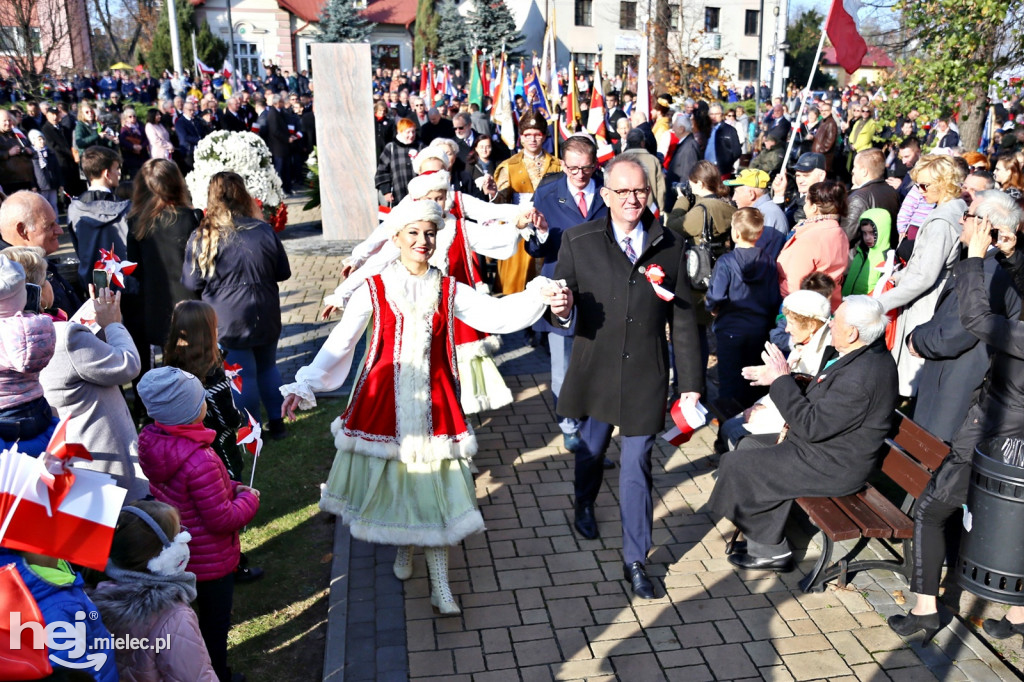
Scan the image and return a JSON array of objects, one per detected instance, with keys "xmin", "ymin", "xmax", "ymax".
[
  {"xmin": 575, "ymin": 0, "xmax": 593, "ymax": 26},
  {"xmin": 668, "ymin": 3, "xmax": 679, "ymax": 30},
  {"xmin": 614, "ymin": 55, "xmax": 637, "ymax": 80},
  {"xmin": 234, "ymin": 41, "xmax": 261, "ymax": 79},
  {"xmin": 0, "ymin": 26, "xmax": 41, "ymax": 54},
  {"xmin": 745, "ymin": 9, "xmax": 759, "ymax": 36},
  {"xmin": 738, "ymin": 59, "xmax": 758, "ymax": 81},
  {"xmin": 704, "ymin": 7, "xmax": 720, "ymax": 32},
  {"xmin": 620, "ymin": 2, "xmax": 637, "ymax": 30},
  {"xmin": 699, "ymin": 57, "xmax": 722, "ymax": 73},
  {"xmin": 574, "ymin": 53, "xmax": 596, "ymax": 78}
]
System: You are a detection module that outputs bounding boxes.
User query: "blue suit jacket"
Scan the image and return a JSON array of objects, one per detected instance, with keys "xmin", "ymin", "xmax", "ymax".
[{"xmin": 527, "ymin": 173, "xmax": 608, "ymax": 334}]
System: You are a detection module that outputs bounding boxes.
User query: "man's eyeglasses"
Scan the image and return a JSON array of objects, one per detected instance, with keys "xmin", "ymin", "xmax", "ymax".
[
  {"xmin": 565, "ymin": 165, "xmax": 595, "ymax": 174},
  {"xmin": 454, "ymin": 125, "xmax": 467, "ymax": 130},
  {"xmin": 606, "ymin": 187, "xmax": 650, "ymax": 200}
]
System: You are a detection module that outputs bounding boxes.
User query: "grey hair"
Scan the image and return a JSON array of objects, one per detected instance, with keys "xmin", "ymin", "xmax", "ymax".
[
  {"xmin": 671, "ymin": 112, "xmax": 693, "ymax": 133},
  {"xmin": 708, "ymin": 103, "xmax": 723, "ymax": 115},
  {"xmin": 683, "ymin": 97, "xmax": 695, "ymax": 109},
  {"xmin": 453, "ymin": 112, "xmax": 471, "ymax": 127},
  {"xmin": 269, "ymin": 94, "xmax": 282, "ymax": 106},
  {"xmin": 427, "ymin": 107, "xmax": 440, "ymax": 116},
  {"xmin": 976, "ymin": 189, "xmax": 1024, "ymax": 232},
  {"xmin": 430, "ymin": 137, "xmax": 459, "ymax": 162},
  {"xmin": 842, "ymin": 295, "xmax": 887, "ymax": 346},
  {"xmin": 602, "ymin": 156, "xmax": 649, "ymax": 187}
]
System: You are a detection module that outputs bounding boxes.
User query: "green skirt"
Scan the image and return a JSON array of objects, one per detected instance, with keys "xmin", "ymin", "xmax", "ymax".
[{"xmin": 319, "ymin": 448, "xmax": 485, "ymax": 547}]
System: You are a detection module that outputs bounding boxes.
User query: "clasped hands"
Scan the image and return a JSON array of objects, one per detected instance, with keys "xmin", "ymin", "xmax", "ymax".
[
  {"xmin": 741, "ymin": 342, "xmax": 791, "ymax": 387},
  {"xmin": 540, "ymin": 280, "xmax": 573, "ymax": 318}
]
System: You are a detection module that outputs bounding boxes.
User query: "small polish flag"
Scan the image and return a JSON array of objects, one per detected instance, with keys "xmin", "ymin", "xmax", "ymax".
[
  {"xmin": 660, "ymin": 399, "xmax": 709, "ymax": 447},
  {"xmin": 596, "ymin": 142, "xmax": 615, "ymax": 165},
  {"xmin": 0, "ymin": 421, "xmax": 127, "ymax": 571},
  {"xmin": 237, "ymin": 410, "xmax": 264, "ymax": 487}
]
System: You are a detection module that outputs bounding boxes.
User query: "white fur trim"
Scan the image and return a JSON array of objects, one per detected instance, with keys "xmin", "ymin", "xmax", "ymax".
[
  {"xmin": 456, "ymin": 335, "xmax": 501, "ymax": 359},
  {"xmin": 428, "ymin": 215, "xmax": 458, "ymax": 273},
  {"xmin": 456, "ymin": 354, "xmax": 513, "ymax": 414},
  {"xmin": 331, "ymin": 416, "xmax": 478, "ymax": 462}
]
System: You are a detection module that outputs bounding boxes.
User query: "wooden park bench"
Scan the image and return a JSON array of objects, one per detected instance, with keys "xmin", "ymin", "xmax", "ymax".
[{"xmin": 796, "ymin": 411, "xmax": 949, "ymax": 593}]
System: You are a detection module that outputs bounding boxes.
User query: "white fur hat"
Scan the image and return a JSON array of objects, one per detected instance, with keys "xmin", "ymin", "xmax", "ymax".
[
  {"xmin": 406, "ymin": 171, "xmax": 451, "ymax": 199},
  {"xmin": 385, "ymin": 196, "xmax": 446, "ymax": 234},
  {"xmin": 782, "ymin": 290, "xmax": 831, "ymax": 323},
  {"xmin": 413, "ymin": 147, "xmax": 450, "ymax": 174}
]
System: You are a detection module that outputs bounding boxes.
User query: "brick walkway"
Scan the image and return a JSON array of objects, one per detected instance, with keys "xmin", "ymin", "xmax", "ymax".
[{"xmin": 273, "ymin": 222, "xmax": 1020, "ymax": 682}]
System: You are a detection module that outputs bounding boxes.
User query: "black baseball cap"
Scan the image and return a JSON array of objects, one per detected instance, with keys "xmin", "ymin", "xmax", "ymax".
[{"xmin": 793, "ymin": 152, "xmax": 827, "ymax": 173}]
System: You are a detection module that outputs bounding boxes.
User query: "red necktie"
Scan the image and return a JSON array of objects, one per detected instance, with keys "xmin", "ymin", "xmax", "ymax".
[{"xmin": 577, "ymin": 191, "xmax": 587, "ymax": 218}]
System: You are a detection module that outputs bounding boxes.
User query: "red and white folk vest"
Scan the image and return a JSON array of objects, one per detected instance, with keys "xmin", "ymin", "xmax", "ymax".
[{"xmin": 335, "ymin": 267, "xmax": 477, "ymax": 464}]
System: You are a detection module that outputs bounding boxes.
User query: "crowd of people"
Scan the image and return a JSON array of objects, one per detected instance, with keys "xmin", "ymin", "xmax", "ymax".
[{"xmin": 2, "ymin": 58, "xmax": 1024, "ymax": 680}]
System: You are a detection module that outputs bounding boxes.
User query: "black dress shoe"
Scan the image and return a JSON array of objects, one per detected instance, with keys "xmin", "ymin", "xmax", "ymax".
[
  {"xmin": 984, "ymin": 616, "xmax": 1024, "ymax": 641},
  {"xmin": 623, "ymin": 561, "xmax": 656, "ymax": 599},
  {"xmin": 234, "ymin": 565, "xmax": 264, "ymax": 583},
  {"xmin": 573, "ymin": 504, "xmax": 599, "ymax": 539},
  {"xmin": 727, "ymin": 552, "xmax": 793, "ymax": 573},
  {"xmin": 603, "ymin": 457, "xmax": 616, "ymax": 469}
]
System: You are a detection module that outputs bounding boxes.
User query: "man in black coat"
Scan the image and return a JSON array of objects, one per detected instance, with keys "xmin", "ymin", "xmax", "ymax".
[
  {"xmin": 221, "ymin": 96, "xmax": 249, "ymax": 133},
  {"xmin": 549, "ymin": 157, "xmax": 703, "ymax": 599},
  {"xmin": 419, "ymin": 108, "xmax": 455, "ymax": 146},
  {"xmin": 665, "ymin": 113, "xmax": 701, "ymax": 210},
  {"xmin": 842, "ymin": 148, "xmax": 901, "ymax": 248},
  {"xmin": 709, "ymin": 296, "xmax": 899, "ymax": 572},
  {"xmin": 704, "ymin": 103, "xmax": 741, "ymax": 176},
  {"xmin": 909, "ymin": 192, "xmax": 1022, "ymax": 441},
  {"xmin": 264, "ymin": 95, "xmax": 293, "ymax": 193}
]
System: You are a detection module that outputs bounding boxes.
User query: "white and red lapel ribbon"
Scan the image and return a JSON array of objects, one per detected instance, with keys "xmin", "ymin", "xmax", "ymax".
[{"xmin": 641, "ymin": 264, "xmax": 674, "ymax": 301}]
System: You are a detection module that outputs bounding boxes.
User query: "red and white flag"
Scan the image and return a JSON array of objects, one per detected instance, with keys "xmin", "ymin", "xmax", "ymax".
[
  {"xmin": 586, "ymin": 63, "xmax": 607, "ymax": 142},
  {"xmin": 93, "ymin": 245, "xmax": 137, "ymax": 289},
  {"xmin": 237, "ymin": 410, "xmax": 264, "ymax": 487},
  {"xmin": 826, "ymin": 0, "xmax": 868, "ymax": 75},
  {"xmin": 660, "ymin": 399, "xmax": 709, "ymax": 447},
  {"xmin": 0, "ymin": 419, "xmax": 127, "ymax": 570},
  {"xmin": 222, "ymin": 59, "xmax": 234, "ymax": 80}
]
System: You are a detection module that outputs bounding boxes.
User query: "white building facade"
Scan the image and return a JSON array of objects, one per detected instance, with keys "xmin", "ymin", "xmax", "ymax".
[{"xmin": 497, "ymin": 0, "xmax": 789, "ymax": 98}]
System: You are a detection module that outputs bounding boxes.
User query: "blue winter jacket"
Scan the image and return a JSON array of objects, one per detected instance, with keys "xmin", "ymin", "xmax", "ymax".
[
  {"xmin": 0, "ymin": 548, "xmax": 117, "ymax": 682},
  {"xmin": 705, "ymin": 245, "xmax": 781, "ymax": 336}
]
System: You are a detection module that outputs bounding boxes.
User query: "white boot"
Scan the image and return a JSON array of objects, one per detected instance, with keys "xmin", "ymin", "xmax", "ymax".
[
  {"xmin": 424, "ymin": 546, "xmax": 460, "ymax": 615},
  {"xmin": 393, "ymin": 545, "xmax": 415, "ymax": 581}
]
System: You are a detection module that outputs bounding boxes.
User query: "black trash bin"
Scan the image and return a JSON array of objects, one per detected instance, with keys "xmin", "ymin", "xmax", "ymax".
[{"xmin": 956, "ymin": 438, "xmax": 1024, "ymax": 605}]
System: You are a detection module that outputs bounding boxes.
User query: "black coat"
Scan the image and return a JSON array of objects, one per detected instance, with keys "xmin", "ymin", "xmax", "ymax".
[
  {"xmin": 419, "ymin": 118, "xmax": 455, "ymax": 146},
  {"xmin": 841, "ymin": 178, "xmax": 901, "ymax": 247},
  {"xmin": 911, "ymin": 252, "xmax": 1020, "ymax": 442},
  {"xmin": 552, "ymin": 211, "xmax": 703, "ymax": 435},
  {"xmin": 264, "ymin": 107, "xmax": 291, "ymax": 158},
  {"xmin": 710, "ymin": 122, "xmax": 742, "ymax": 176},
  {"xmin": 709, "ymin": 340, "xmax": 899, "ymax": 543},
  {"xmin": 126, "ymin": 207, "xmax": 201, "ymax": 346},
  {"xmin": 181, "ymin": 217, "xmax": 291, "ymax": 348},
  {"xmin": 221, "ymin": 110, "xmax": 248, "ymax": 133}
]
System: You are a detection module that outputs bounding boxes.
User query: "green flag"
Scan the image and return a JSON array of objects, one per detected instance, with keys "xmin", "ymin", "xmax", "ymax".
[{"xmin": 468, "ymin": 51, "xmax": 482, "ymax": 107}]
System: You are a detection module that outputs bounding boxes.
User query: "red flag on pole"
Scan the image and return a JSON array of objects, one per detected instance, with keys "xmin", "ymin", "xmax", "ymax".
[{"xmin": 826, "ymin": 0, "xmax": 868, "ymax": 75}]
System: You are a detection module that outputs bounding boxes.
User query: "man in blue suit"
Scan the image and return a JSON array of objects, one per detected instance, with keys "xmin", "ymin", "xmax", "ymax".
[{"xmin": 528, "ymin": 136, "xmax": 608, "ymax": 454}]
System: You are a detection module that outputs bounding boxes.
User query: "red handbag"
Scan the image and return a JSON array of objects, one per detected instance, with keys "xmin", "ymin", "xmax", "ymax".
[{"xmin": 0, "ymin": 563, "xmax": 52, "ymax": 680}]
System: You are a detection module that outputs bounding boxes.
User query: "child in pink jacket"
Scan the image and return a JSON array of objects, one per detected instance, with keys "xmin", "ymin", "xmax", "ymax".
[
  {"xmin": 137, "ymin": 367, "xmax": 260, "ymax": 682},
  {"xmin": 89, "ymin": 499, "xmax": 218, "ymax": 681}
]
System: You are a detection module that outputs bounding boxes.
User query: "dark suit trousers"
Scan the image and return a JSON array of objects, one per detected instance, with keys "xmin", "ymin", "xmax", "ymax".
[{"xmin": 575, "ymin": 417, "xmax": 657, "ymax": 565}]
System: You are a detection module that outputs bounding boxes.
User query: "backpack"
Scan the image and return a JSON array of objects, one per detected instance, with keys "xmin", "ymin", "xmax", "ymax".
[{"xmin": 685, "ymin": 203, "xmax": 728, "ymax": 291}]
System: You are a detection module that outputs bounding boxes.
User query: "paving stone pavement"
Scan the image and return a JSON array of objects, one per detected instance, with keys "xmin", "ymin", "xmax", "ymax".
[{"xmin": 274, "ymin": 230, "xmax": 1021, "ymax": 682}]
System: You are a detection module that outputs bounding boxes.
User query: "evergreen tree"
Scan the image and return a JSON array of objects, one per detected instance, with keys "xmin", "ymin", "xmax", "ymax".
[
  {"xmin": 435, "ymin": 0, "xmax": 468, "ymax": 66},
  {"xmin": 414, "ymin": 0, "xmax": 439, "ymax": 63},
  {"xmin": 467, "ymin": 0, "xmax": 524, "ymax": 58},
  {"xmin": 144, "ymin": 0, "xmax": 228, "ymax": 75},
  {"xmin": 317, "ymin": 0, "xmax": 373, "ymax": 42}
]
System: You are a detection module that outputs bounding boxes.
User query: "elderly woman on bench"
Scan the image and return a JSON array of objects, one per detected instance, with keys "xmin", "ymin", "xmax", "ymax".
[{"xmin": 708, "ymin": 295, "xmax": 899, "ymax": 572}]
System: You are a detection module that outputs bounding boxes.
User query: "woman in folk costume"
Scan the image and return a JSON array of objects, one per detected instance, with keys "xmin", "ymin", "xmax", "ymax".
[
  {"xmin": 492, "ymin": 111, "xmax": 562, "ymax": 294},
  {"xmin": 281, "ymin": 199, "xmax": 561, "ymax": 615},
  {"xmin": 336, "ymin": 146, "xmax": 533, "ymax": 281},
  {"xmin": 325, "ymin": 173, "xmax": 531, "ymax": 414}
]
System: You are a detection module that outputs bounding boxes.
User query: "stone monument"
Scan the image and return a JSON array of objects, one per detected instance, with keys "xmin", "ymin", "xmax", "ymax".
[{"xmin": 311, "ymin": 43, "xmax": 376, "ymax": 241}]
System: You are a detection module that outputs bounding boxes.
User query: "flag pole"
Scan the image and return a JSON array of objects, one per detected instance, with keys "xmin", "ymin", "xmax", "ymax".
[{"xmin": 779, "ymin": 10, "xmax": 830, "ymax": 174}]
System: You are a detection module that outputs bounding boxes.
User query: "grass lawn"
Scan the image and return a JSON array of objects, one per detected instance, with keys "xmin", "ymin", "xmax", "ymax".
[{"xmin": 227, "ymin": 400, "xmax": 341, "ymax": 681}]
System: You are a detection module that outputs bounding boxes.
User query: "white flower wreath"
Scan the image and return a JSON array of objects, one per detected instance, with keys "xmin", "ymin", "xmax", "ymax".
[{"xmin": 185, "ymin": 131, "xmax": 285, "ymax": 210}]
